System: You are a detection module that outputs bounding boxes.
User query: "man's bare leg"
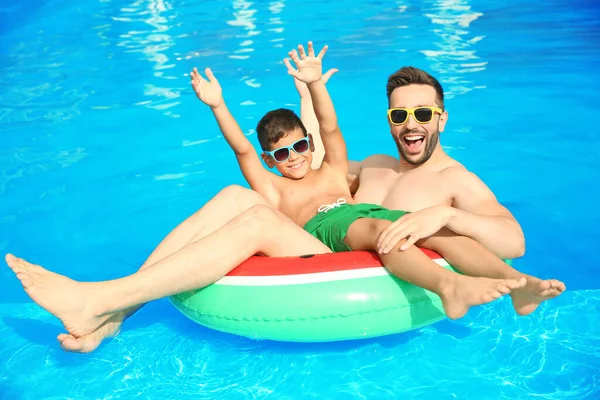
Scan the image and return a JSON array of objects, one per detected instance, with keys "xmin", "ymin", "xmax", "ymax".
[
  {"xmin": 345, "ymin": 218, "xmax": 525, "ymax": 320},
  {"xmin": 417, "ymin": 228, "xmax": 566, "ymax": 316},
  {"xmin": 6, "ymin": 204, "xmax": 331, "ymax": 348},
  {"xmin": 139, "ymin": 185, "xmax": 269, "ymax": 268},
  {"xmin": 57, "ymin": 185, "xmax": 269, "ymax": 352},
  {"xmin": 54, "ymin": 104, "xmax": 318, "ymax": 350}
]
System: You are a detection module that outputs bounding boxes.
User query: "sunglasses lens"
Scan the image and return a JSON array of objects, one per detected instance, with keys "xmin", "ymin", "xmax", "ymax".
[
  {"xmin": 293, "ymin": 139, "xmax": 309, "ymax": 154},
  {"xmin": 273, "ymin": 148, "xmax": 290, "ymax": 162},
  {"xmin": 390, "ymin": 109, "xmax": 408, "ymax": 124},
  {"xmin": 414, "ymin": 108, "xmax": 433, "ymax": 123}
]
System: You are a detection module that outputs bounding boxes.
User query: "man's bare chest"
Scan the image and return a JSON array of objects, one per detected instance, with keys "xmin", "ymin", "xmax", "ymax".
[{"xmin": 354, "ymin": 168, "xmax": 452, "ymax": 212}]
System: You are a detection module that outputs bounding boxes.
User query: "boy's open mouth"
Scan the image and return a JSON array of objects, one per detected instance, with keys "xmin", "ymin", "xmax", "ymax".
[{"xmin": 288, "ymin": 160, "xmax": 305, "ymax": 170}]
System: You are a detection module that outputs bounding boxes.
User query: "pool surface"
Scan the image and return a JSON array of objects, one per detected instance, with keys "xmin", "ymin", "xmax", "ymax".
[{"xmin": 1, "ymin": 0, "xmax": 599, "ymax": 398}]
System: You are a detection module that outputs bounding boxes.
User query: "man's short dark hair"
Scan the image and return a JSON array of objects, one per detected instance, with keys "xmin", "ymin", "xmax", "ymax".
[{"xmin": 386, "ymin": 66, "xmax": 445, "ymax": 109}]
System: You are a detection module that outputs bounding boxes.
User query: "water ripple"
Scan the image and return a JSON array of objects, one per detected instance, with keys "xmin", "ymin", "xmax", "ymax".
[{"xmin": 1, "ymin": 0, "xmax": 599, "ymax": 398}]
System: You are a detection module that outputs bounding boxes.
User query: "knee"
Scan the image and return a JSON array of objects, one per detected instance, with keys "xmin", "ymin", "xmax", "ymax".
[
  {"xmin": 239, "ymin": 204, "xmax": 281, "ymax": 234},
  {"xmin": 370, "ymin": 219, "xmax": 409, "ymax": 251},
  {"xmin": 218, "ymin": 184, "xmax": 251, "ymax": 200},
  {"xmin": 346, "ymin": 218, "xmax": 399, "ymax": 251},
  {"xmin": 219, "ymin": 185, "xmax": 267, "ymax": 207},
  {"xmin": 370, "ymin": 219, "xmax": 392, "ymax": 237}
]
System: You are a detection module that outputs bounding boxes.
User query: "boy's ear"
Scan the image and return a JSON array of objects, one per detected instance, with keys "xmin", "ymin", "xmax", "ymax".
[
  {"xmin": 308, "ymin": 133, "xmax": 315, "ymax": 152},
  {"xmin": 261, "ymin": 152, "xmax": 276, "ymax": 169}
]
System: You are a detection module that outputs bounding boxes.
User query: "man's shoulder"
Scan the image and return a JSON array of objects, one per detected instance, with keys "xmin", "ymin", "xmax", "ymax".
[
  {"xmin": 361, "ymin": 154, "xmax": 398, "ymax": 169},
  {"xmin": 440, "ymin": 164, "xmax": 469, "ymax": 176},
  {"xmin": 439, "ymin": 164, "xmax": 490, "ymax": 193},
  {"xmin": 437, "ymin": 155, "xmax": 471, "ymax": 177}
]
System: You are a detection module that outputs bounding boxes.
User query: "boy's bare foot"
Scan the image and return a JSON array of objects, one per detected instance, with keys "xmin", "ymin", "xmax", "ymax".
[
  {"xmin": 510, "ymin": 276, "xmax": 566, "ymax": 316},
  {"xmin": 6, "ymin": 254, "xmax": 109, "ymax": 338},
  {"xmin": 57, "ymin": 311, "xmax": 127, "ymax": 353},
  {"xmin": 440, "ymin": 275, "xmax": 526, "ymax": 320}
]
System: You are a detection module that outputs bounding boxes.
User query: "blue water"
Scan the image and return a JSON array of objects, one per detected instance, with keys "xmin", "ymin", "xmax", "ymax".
[{"xmin": 1, "ymin": 0, "xmax": 599, "ymax": 398}]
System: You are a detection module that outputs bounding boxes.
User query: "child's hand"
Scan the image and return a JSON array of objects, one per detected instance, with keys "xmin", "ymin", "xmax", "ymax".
[
  {"xmin": 190, "ymin": 67, "xmax": 223, "ymax": 109},
  {"xmin": 293, "ymin": 68, "xmax": 339, "ymax": 98},
  {"xmin": 284, "ymin": 41, "xmax": 328, "ymax": 84}
]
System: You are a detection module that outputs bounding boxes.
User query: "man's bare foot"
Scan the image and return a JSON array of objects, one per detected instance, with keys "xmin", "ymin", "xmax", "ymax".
[
  {"xmin": 510, "ymin": 276, "xmax": 566, "ymax": 316},
  {"xmin": 440, "ymin": 275, "xmax": 527, "ymax": 320},
  {"xmin": 57, "ymin": 311, "xmax": 127, "ymax": 353},
  {"xmin": 6, "ymin": 253, "xmax": 109, "ymax": 338}
]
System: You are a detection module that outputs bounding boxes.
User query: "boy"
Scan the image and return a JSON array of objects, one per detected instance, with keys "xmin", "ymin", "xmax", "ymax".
[{"xmin": 190, "ymin": 41, "xmax": 525, "ymax": 320}]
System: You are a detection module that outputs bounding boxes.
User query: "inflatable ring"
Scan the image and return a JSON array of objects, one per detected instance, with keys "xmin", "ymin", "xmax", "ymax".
[{"xmin": 170, "ymin": 249, "xmax": 464, "ymax": 342}]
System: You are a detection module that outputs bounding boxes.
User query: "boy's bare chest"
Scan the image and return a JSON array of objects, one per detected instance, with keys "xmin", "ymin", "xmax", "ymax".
[{"xmin": 277, "ymin": 172, "xmax": 351, "ymax": 226}]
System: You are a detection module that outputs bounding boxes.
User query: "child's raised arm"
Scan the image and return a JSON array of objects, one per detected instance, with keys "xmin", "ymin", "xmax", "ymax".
[
  {"xmin": 191, "ymin": 68, "xmax": 277, "ymax": 199},
  {"xmin": 284, "ymin": 42, "xmax": 348, "ymax": 177}
]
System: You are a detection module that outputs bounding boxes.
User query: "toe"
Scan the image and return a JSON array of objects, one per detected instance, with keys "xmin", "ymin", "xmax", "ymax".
[
  {"xmin": 59, "ymin": 336, "xmax": 84, "ymax": 352},
  {"xmin": 57, "ymin": 333, "xmax": 70, "ymax": 343},
  {"xmin": 511, "ymin": 277, "xmax": 526, "ymax": 288},
  {"xmin": 13, "ymin": 256, "xmax": 26, "ymax": 269},
  {"xmin": 540, "ymin": 280, "xmax": 552, "ymax": 290},
  {"xmin": 505, "ymin": 279, "xmax": 523, "ymax": 290},
  {"xmin": 497, "ymin": 284, "xmax": 511, "ymax": 295},
  {"xmin": 19, "ymin": 276, "xmax": 33, "ymax": 289},
  {"xmin": 490, "ymin": 291, "xmax": 502, "ymax": 300},
  {"xmin": 5, "ymin": 254, "xmax": 19, "ymax": 270}
]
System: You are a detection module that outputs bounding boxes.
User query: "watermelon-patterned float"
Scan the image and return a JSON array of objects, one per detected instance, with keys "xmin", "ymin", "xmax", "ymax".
[{"xmin": 170, "ymin": 249, "xmax": 457, "ymax": 342}]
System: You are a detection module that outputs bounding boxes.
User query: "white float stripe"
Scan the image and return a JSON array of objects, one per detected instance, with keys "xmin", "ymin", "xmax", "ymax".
[{"xmin": 215, "ymin": 258, "xmax": 449, "ymax": 287}]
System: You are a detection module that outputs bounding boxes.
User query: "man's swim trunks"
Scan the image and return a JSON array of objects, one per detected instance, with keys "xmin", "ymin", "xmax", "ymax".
[{"xmin": 303, "ymin": 199, "xmax": 408, "ymax": 252}]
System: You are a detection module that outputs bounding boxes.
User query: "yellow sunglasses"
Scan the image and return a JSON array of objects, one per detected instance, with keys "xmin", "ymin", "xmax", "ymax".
[{"xmin": 387, "ymin": 106, "xmax": 443, "ymax": 125}]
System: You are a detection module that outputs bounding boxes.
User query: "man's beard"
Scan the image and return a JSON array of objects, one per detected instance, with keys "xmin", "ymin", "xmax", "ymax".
[{"xmin": 395, "ymin": 129, "xmax": 440, "ymax": 166}]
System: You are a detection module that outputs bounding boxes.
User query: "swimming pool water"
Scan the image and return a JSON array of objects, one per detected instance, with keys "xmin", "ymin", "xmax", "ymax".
[{"xmin": 1, "ymin": 0, "xmax": 599, "ymax": 398}]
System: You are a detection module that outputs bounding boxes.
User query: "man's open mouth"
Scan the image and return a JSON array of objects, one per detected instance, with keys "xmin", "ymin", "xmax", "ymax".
[{"xmin": 402, "ymin": 134, "xmax": 425, "ymax": 153}]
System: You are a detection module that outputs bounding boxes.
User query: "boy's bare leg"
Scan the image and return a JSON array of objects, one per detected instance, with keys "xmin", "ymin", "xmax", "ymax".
[
  {"xmin": 6, "ymin": 205, "xmax": 330, "ymax": 350},
  {"xmin": 345, "ymin": 218, "xmax": 525, "ymax": 320},
  {"xmin": 57, "ymin": 184, "xmax": 270, "ymax": 352},
  {"xmin": 417, "ymin": 228, "xmax": 566, "ymax": 316}
]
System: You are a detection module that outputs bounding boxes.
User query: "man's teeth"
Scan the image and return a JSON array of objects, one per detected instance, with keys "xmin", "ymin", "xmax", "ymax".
[
  {"xmin": 289, "ymin": 161, "xmax": 304, "ymax": 169},
  {"xmin": 405, "ymin": 135, "xmax": 424, "ymax": 141}
]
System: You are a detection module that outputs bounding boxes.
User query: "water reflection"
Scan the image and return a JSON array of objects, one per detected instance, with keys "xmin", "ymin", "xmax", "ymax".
[
  {"xmin": 420, "ymin": 0, "xmax": 487, "ymax": 98},
  {"xmin": 115, "ymin": 0, "xmax": 180, "ymax": 116},
  {"xmin": 226, "ymin": 0, "xmax": 259, "ymax": 60},
  {"xmin": 268, "ymin": 1, "xmax": 285, "ymax": 48}
]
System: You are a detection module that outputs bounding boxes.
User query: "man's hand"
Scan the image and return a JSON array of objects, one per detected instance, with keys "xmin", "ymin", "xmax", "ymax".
[
  {"xmin": 190, "ymin": 67, "xmax": 223, "ymax": 109},
  {"xmin": 284, "ymin": 41, "xmax": 328, "ymax": 84},
  {"xmin": 377, "ymin": 205, "xmax": 455, "ymax": 254}
]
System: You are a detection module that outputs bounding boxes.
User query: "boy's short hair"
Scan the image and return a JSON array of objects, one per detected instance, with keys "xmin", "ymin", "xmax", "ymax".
[{"xmin": 256, "ymin": 108, "xmax": 307, "ymax": 151}]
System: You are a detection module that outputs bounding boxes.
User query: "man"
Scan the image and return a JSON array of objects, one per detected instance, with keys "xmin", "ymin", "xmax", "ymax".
[
  {"xmin": 299, "ymin": 66, "xmax": 525, "ymax": 260},
  {"xmin": 7, "ymin": 63, "xmax": 563, "ymax": 354}
]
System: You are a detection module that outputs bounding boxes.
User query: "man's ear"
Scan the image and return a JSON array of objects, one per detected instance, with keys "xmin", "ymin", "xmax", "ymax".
[
  {"xmin": 438, "ymin": 110, "xmax": 449, "ymax": 133},
  {"xmin": 308, "ymin": 133, "xmax": 315, "ymax": 152},
  {"xmin": 261, "ymin": 152, "xmax": 275, "ymax": 169}
]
